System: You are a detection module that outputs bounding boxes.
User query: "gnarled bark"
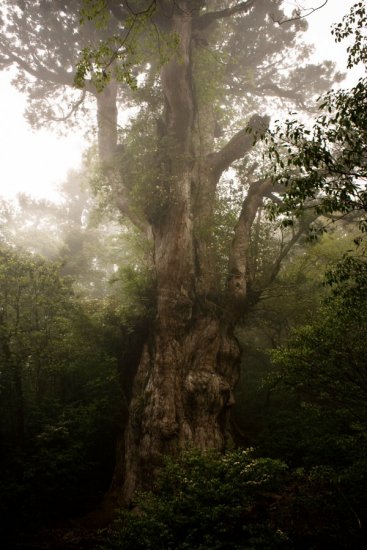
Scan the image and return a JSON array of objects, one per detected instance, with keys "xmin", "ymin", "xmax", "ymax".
[
  {"xmin": 106, "ymin": 3, "xmax": 271, "ymax": 503},
  {"xmin": 100, "ymin": 1, "xmax": 293, "ymax": 507},
  {"xmin": 120, "ymin": 316, "xmax": 240, "ymax": 501}
]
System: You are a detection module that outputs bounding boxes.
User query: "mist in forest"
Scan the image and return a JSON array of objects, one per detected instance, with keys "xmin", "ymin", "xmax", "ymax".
[{"xmin": 0, "ymin": 1, "xmax": 366, "ymax": 549}]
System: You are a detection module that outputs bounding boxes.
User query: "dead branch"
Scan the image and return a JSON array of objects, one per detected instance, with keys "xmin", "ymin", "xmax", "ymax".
[{"xmin": 271, "ymin": 1, "xmax": 328, "ymax": 25}]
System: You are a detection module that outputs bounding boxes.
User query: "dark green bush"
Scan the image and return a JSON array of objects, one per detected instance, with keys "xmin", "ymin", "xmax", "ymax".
[
  {"xmin": 104, "ymin": 449, "xmax": 291, "ymax": 550},
  {"xmin": 103, "ymin": 446, "xmax": 367, "ymax": 549}
]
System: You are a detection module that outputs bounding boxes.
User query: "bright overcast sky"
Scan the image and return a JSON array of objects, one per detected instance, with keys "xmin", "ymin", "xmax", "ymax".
[{"xmin": 0, "ymin": 0, "xmax": 362, "ymax": 202}]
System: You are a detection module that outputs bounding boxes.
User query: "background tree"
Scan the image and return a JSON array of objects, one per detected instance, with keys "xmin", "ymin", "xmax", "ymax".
[
  {"xmin": 0, "ymin": 242, "xmax": 124, "ymax": 531},
  {"xmin": 248, "ymin": 248, "xmax": 367, "ymax": 543},
  {"xmin": 232, "ymin": 225, "xmax": 360, "ymax": 442}
]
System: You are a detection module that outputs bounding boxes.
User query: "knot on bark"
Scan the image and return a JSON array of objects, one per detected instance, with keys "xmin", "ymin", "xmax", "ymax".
[
  {"xmin": 184, "ymin": 371, "xmax": 230, "ymax": 412},
  {"xmin": 228, "ymin": 272, "xmax": 246, "ymax": 296},
  {"xmin": 159, "ymin": 418, "xmax": 179, "ymax": 439}
]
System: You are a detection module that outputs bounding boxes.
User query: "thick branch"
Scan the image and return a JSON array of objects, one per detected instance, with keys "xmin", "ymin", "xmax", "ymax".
[
  {"xmin": 226, "ymin": 178, "xmax": 272, "ymax": 316},
  {"xmin": 114, "ymin": 189, "xmax": 152, "ymax": 237},
  {"xmin": 256, "ymin": 83, "xmax": 303, "ymax": 104},
  {"xmin": 195, "ymin": 0, "xmax": 255, "ymax": 29},
  {"xmin": 0, "ymin": 42, "xmax": 73, "ymax": 86},
  {"xmin": 161, "ymin": 2, "xmax": 193, "ymax": 149},
  {"xmin": 94, "ymin": 79, "xmax": 150, "ymax": 234},
  {"xmin": 209, "ymin": 114, "xmax": 270, "ymax": 179}
]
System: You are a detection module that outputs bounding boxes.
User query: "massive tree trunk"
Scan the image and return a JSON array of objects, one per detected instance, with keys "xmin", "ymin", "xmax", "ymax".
[
  {"xmin": 103, "ymin": 1, "xmax": 269, "ymax": 504},
  {"xmin": 87, "ymin": 0, "xmax": 312, "ymax": 511}
]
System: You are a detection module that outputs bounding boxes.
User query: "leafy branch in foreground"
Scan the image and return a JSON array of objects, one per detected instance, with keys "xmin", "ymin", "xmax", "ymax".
[
  {"xmin": 265, "ymin": 79, "xmax": 367, "ymax": 226},
  {"xmin": 103, "ymin": 449, "xmax": 291, "ymax": 550},
  {"xmin": 332, "ymin": 0, "xmax": 367, "ymax": 69},
  {"xmin": 264, "ymin": 1, "xmax": 367, "ymax": 230}
]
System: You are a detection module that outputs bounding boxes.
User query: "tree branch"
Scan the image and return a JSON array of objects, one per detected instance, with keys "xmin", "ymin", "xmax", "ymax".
[
  {"xmin": 265, "ymin": 191, "xmax": 283, "ymax": 205},
  {"xmin": 40, "ymin": 90, "xmax": 87, "ymax": 123},
  {"xmin": 209, "ymin": 114, "xmax": 270, "ymax": 179},
  {"xmin": 264, "ymin": 221, "xmax": 308, "ymax": 288},
  {"xmin": 195, "ymin": 0, "xmax": 255, "ymax": 29},
  {"xmin": 124, "ymin": 0, "xmax": 157, "ymax": 16},
  {"xmin": 0, "ymin": 42, "xmax": 73, "ymax": 86},
  {"xmin": 271, "ymin": 1, "xmax": 328, "ymax": 25},
  {"xmin": 256, "ymin": 83, "xmax": 303, "ymax": 104},
  {"xmin": 114, "ymin": 188, "xmax": 152, "ymax": 237},
  {"xmin": 226, "ymin": 178, "xmax": 272, "ymax": 317}
]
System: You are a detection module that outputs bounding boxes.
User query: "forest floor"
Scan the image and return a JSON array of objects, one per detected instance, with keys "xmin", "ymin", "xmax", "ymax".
[{"xmin": 0, "ymin": 527, "xmax": 105, "ymax": 550}]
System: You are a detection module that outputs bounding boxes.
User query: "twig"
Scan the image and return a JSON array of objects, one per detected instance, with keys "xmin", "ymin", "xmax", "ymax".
[{"xmin": 271, "ymin": 1, "xmax": 328, "ymax": 25}]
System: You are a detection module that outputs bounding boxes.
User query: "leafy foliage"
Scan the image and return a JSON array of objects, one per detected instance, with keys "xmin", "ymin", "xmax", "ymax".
[
  {"xmin": 103, "ymin": 442, "xmax": 367, "ymax": 549},
  {"xmin": 251, "ymin": 247, "xmax": 367, "ymax": 544},
  {"xmin": 264, "ymin": 2, "xmax": 367, "ymax": 230},
  {"xmin": 104, "ymin": 449, "xmax": 291, "ymax": 550},
  {"xmin": 266, "ymin": 79, "xmax": 367, "ymax": 227},
  {"xmin": 270, "ymin": 249, "xmax": 367, "ymax": 422},
  {"xmin": 0, "ymin": 244, "xmax": 123, "ymax": 529},
  {"xmin": 233, "ymin": 228, "xmax": 354, "ymax": 438},
  {"xmin": 332, "ymin": 0, "xmax": 367, "ymax": 69}
]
